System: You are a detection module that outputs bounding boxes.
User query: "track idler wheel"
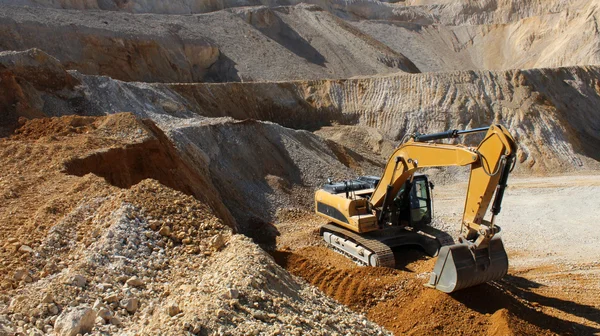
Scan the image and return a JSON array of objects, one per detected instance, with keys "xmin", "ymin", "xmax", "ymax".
[{"xmin": 426, "ymin": 237, "xmax": 508, "ymax": 293}]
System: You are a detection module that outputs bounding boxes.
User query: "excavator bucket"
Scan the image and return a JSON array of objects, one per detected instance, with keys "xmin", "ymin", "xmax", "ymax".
[{"xmin": 426, "ymin": 237, "xmax": 508, "ymax": 293}]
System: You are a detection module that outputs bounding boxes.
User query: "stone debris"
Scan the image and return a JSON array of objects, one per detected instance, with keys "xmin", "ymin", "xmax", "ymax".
[
  {"xmin": 13, "ymin": 269, "xmax": 31, "ymax": 283},
  {"xmin": 48, "ymin": 304, "xmax": 59, "ymax": 315},
  {"xmin": 120, "ymin": 298, "xmax": 139, "ymax": 314},
  {"xmin": 54, "ymin": 306, "xmax": 96, "ymax": 336},
  {"xmin": 109, "ymin": 316, "xmax": 121, "ymax": 326},
  {"xmin": 125, "ymin": 276, "xmax": 145, "ymax": 287},
  {"xmin": 210, "ymin": 234, "xmax": 227, "ymax": 251},
  {"xmin": 224, "ymin": 288, "xmax": 239, "ymax": 299},
  {"xmin": 41, "ymin": 293, "xmax": 54, "ymax": 304},
  {"xmin": 17, "ymin": 245, "xmax": 34, "ymax": 254},
  {"xmin": 166, "ymin": 303, "xmax": 181, "ymax": 317},
  {"xmin": 104, "ymin": 294, "xmax": 120, "ymax": 303},
  {"xmin": 69, "ymin": 275, "xmax": 87, "ymax": 288},
  {"xmin": 97, "ymin": 308, "xmax": 112, "ymax": 322}
]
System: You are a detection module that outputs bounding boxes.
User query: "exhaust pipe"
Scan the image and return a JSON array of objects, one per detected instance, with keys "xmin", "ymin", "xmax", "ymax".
[{"xmin": 426, "ymin": 237, "xmax": 508, "ymax": 293}]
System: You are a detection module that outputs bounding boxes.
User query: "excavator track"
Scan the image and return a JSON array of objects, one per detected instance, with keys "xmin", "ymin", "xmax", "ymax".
[{"xmin": 321, "ymin": 224, "xmax": 395, "ymax": 268}]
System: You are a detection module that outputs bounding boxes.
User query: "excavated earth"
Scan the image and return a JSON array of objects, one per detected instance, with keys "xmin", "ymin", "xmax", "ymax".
[
  {"xmin": 0, "ymin": 114, "xmax": 388, "ymax": 335},
  {"xmin": 1, "ymin": 0, "xmax": 600, "ymax": 335}
]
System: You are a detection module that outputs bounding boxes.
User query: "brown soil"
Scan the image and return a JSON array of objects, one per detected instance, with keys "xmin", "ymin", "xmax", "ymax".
[
  {"xmin": 0, "ymin": 113, "xmax": 393, "ymax": 335},
  {"xmin": 0, "ymin": 114, "xmax": 231, "ymax": 287},
  {"xmin": 274, "ymin": 245, "xmax": 598, "ymax": 335}
]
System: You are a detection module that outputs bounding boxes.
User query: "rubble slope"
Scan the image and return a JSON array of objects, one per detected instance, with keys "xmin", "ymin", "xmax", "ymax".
[
  {"xmin": 0, "ymin": 5, "xmax": 418, "ymax": 83},
  {"xmin": 3, "ymin": 49, "xmax": 599, "ymax": 175},
  {"xmin": 0, "ymin": 114, "xmax": 388, "ymax": 335}
]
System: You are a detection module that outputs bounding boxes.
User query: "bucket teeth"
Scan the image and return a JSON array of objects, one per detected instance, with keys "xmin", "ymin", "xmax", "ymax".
[{"xmin": 427, "ymin": 237, "xmax": 508, "ymax": 293}]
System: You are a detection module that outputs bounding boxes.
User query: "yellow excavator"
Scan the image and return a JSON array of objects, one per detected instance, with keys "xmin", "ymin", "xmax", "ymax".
[{"xmin": 315, "ymin": 125, "xmax": 517, "ymax": 292}]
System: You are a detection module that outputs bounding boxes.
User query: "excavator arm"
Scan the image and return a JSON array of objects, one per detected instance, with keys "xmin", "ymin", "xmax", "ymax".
[
  {"xmin": 314, "ymin": 124, "xmax": 517, "ymax": 293},
  {"xmin": 370, "ymin": 124, "xmax": 516, "ymax": 247}
]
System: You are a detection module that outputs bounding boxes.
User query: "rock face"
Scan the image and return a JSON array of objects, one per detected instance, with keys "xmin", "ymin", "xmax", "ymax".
[
  {"xmin": 54, "ymin": 306, "xmax": 96, "ymax": 336},
  {"xmin": 2, "ymin": 48, "xmax": 598, "ymax": 175},
  {"xmin": 0, "ymin": 0, "xmax": 402, "ymax": 15},
  {"xmin": 4, "ymin": 0, "xmax": 600, "ymax": 74},
  {"xmin": 354, "ymin": 0, "xmax": 600, "ymax": 72},
  {"xmin": 168, "ymin": 67, "xmax": 600, "ymax": 173},
  {"xmin": 0, "ymin": 5, "xmax": 418, "ymax": 83}
]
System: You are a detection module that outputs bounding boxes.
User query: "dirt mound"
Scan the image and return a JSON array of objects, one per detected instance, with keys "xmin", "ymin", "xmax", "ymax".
[
  {"xmin": 168, "ymin": 118, "xmax": 383, "ymax": 237},
  {"xmin": 0, "ymin": 113, "xmax": 231, "ymax": 284},
  {"xmin": 274, "ymin": 246, "xmax": 597, "ymax": 335},
  {"xmin": 488, "ymin": 308, "xmax": 516, "ymax": 336},
  {"xmin": 0, "ymin": 114, "xmax": 390, "ymax": 335}
]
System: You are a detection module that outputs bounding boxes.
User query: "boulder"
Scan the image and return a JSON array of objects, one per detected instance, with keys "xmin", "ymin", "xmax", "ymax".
[{"xmin": 54, "ymin": 306, "xmax": 96, "ymax": 336}]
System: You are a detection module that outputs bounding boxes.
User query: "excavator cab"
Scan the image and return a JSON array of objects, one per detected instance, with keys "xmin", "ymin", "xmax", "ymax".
[{"xmin": 389, "ymin": 175, "xmax": 432, "ymax": 227}]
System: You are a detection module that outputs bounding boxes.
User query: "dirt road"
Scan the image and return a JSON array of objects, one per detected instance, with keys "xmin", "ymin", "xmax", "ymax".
[{"xmin": 433, "ymin": 174, "xmax": 600, "ymax": 267}]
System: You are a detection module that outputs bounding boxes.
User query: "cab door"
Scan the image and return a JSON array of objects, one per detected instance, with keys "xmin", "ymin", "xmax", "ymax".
[{"xmin": 410, "ymin": 176, "xmax": 432, "ymax": 226}]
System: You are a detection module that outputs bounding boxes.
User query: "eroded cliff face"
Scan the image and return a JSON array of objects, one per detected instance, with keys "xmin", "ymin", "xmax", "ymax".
[
  {"xmin": 0, "ymin": 5, "xmax": 418, "ymax": 83},
  {"xmin": 3, "ymin": 0, "xmax": 599, "ymax": 79},
  {"xmin": 3, "ymin": 49, "xmax": 598, "ymax": 174},
  {"xmin": 168, "ymin": 67, "xmax": 600, "ymax": 173},
  {"xmin": 353, "ymin": 0, "xmax": 600, "ymax": 72}
]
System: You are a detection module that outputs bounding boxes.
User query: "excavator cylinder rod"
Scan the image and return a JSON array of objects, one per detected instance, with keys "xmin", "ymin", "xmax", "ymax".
[
  {"xmin": 426, "ymin": 237, "xmax": 508, "ymax": 293},
  {"xmin": 414, "ymin": 126, "xmax": 490, "ymax": 142}
]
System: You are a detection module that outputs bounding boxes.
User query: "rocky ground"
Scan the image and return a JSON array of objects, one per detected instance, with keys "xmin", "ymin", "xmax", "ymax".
[
  {"xmin": 1, "ymin": 0, "xmax": 600, "ymax": 335},
  {"xmin": 0, "ymin": 115, "xmax": 388, "ymax": 335}
]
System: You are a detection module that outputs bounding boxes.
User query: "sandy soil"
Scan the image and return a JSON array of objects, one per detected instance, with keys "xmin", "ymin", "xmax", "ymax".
[{"xmin": 433, "ymin": 174, "xmax": 600, "ymax": 267}]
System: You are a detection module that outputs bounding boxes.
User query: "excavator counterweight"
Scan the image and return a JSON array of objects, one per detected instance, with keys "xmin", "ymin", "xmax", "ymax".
[{"xmin": 314, "ymin": 124, "xmax": 517, "ymax": 293}]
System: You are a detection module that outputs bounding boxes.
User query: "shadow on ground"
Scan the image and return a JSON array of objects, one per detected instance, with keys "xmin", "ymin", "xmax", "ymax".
[{"xmin": 453, "ymin": 277, "xmax": 600, "ymax": 335}]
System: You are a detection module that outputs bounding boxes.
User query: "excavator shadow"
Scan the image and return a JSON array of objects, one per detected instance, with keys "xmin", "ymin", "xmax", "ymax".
[
  {"xmin": 449, "ymin": 277, "xmax": 600, "ymax": 335},
  {"xmin": 500, "ymin": 274, "xmax": 600, "ymax": 326},
  {"xmin": 392, "ymin": 246, "xmax": 430, "ymax": 272}
]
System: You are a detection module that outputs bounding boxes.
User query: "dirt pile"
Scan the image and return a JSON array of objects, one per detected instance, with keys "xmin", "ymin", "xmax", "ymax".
[
  {"xmin": 274, "ymin": 246, "xmax": 590, "ymax": 335},
  {"xmin": 0, "ymin": 113, "xmax": 231, "ymax": 283},
  {"xmin": 167, "ymin": 118, "xmax": 383, "ymax": 236},
  {"xmin": 0, "ymin": 114, "xmax": 389, "ymax": 335}
]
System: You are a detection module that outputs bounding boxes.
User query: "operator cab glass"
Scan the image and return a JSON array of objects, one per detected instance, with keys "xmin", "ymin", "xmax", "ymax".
[
  {"xmin": 410, "ymin": 177, "xmax": 432, "ymax": 226},
  {"xmin": 393, "ymin": 175, "xmax": 432, "ymax": 227}
]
